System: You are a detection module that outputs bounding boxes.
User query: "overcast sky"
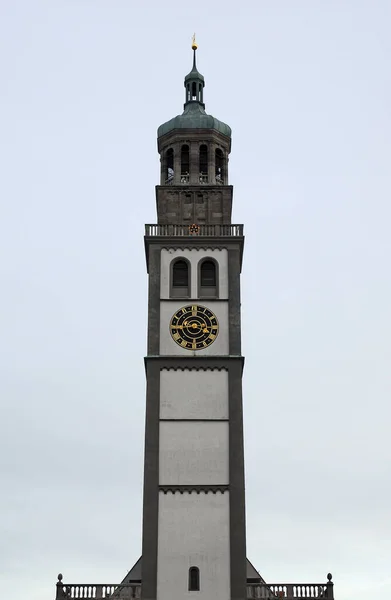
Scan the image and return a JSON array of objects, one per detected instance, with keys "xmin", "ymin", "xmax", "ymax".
[{"xmin": 1, "ymin": 1, "xmax": 390, "ymax": 599}]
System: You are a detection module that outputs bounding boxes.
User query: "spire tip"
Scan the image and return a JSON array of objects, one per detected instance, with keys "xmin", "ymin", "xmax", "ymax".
[{"xmin": 191, "ymin": 33, "xmax": 198, "ymax": 51}]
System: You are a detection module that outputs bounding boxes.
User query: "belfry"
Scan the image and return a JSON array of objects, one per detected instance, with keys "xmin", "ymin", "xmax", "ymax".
[{"xmin": 55, "ymin": 40, "xmax": 335, "ymax": 600}]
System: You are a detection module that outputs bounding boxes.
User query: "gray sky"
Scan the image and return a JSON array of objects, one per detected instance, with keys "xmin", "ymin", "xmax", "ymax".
[{"xmin": 1, "ymin": 1, "xmax": 390, "ymax": 599}]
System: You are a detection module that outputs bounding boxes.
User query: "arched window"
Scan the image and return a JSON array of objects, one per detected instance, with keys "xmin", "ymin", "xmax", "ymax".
[
  {"xmin": 199, "ymin": 145, "xmax": 208, "ymax": 183},
  {"xmin": 171, "ymin": 259, "xmax": 190, "ymax": 298},
  {"xmin": 199, "ymin": 259, "xmax": 218, "ymax": 297},
  {"xmin": 215, "ymin": 148, "xmax": 224, "ymax": 184},
  {"xmin": 191, "ymin": 82, "xmax": 197, "ymax": 100},
  {"xmin": 181, "ymin": 145, "xmax": 190, "ymax": 183},
  {"xmin": 188, "ymin": 567, "xmax": 200, "ymax": 591},
  {"xmin": 166, "ymin": 148, "xmax": 174, "ymax": 184}
]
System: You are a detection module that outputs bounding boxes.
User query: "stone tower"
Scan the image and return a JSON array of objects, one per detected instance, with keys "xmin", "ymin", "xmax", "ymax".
[
  {"xmin": 141, "ymin": 40, "xmax": 246, "ymax": 600},
  {"xmin": 53, "ymin": 40, "xmax": 335, "ymax": 600}
]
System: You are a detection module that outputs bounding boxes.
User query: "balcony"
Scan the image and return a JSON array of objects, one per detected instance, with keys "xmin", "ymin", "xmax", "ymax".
[
  {"xmin": 55, "ymin": 575, "xmax": 333, "ymax": 599},
  {"xmin": 145, "ymin": 224, "xmax": 244, "ymax": 237}
]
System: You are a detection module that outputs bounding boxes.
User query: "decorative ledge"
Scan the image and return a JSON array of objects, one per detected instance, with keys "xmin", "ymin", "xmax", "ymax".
[
  {"xmin": 159, "ymin": 485, "xmax": 229, "ymax": 494},
  {"xmin": 144, "ymin": 356, "xmax": 245, "ymax": 373}
]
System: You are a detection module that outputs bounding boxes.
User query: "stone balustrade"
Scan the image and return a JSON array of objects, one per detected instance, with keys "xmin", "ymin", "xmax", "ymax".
[
  {"xmin": 247, "ymin": 575, "xmax": 334, "ymax": 599},
  {"xmin": 55, "ymin": 574, "xmax": 333, "ymax": 599},
  {"xmin": 145, "ymin": 223, "xmax": 244, "ymax": 237},
  {"xmin": 55, "ymin": 576, "xmax": 141, "ymax": 599}
]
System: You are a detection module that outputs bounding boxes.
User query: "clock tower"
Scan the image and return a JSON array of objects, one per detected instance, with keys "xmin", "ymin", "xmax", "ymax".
[
  {"xmin": 53, "ymin": 39, "xmax": 335, "ymax": 600},
  {"xmin": 141, "ymin": 40, "xmax": 246, "ymax": 600}
]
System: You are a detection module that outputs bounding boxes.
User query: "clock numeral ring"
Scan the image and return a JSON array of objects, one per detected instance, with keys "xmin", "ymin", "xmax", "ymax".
[{"xmin": 169, "ymin": 305, "xmax": 219, "ymax": 350}]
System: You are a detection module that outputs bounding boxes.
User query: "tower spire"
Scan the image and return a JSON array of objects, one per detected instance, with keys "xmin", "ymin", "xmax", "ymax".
[
  {"xmin": 184, "ymin": 35, "xmax": 205, "ymax": 107},
  {"xmin": 191, "ymin": 33, "xmax": 198, "ymax": 69}
]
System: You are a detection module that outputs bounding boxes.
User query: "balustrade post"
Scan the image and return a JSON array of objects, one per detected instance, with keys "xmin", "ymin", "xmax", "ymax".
[
  {"xmin": 326, "ymin": 574, "xmax": 334, "ymax": 598},
  {"xmin": 285, "ymin": 584, "xmax": 294, "ymax": 598},
  {"xmin": 56, "ymin": 574, "xmax": 64, "ymax": 599},
  {"xmin": 95, "ymin": 584, "xmax": 103, "ymax": 599}
]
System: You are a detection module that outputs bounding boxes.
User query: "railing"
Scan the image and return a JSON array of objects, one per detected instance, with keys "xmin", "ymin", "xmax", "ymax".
[
  {"xmin": 145, "ymin": 224, "xmax": 243, "ymax": 237},
  {"xmin": 247, "ymin": 579, "xmax": 334, "ymax": 599},
  {"xmin": 164, "ymin": 174, "xmax": 217, "ymax": 185},
  {"xmin": 56, "ymin": 579, "xmax": 141, "ymax": 599},
  {"xmin": 55, "ymin": 575, "xmax": 333, "ymax": 599}
]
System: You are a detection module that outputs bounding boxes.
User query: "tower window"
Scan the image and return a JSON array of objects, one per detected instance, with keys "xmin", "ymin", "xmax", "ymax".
[
  {"xmin": 181, "ymin": 145, "xmax": 190, "ymax": 182},
  {"xmin": 188, "ymin": 567, "xmax": 200, "ymax": 591},
  {"xmin": 199, "ymin": 145, "xmax": 208, "ymax": 183},
  {"xmin": 166, "ymin": 148, "xmax": 174, "ymax": 184},
  {"xmin": 192, "ymin": 82, "xmax": 197, "ymax": 100},
  {"xmin": 215, "ymin": 148, "xmax": 224, "ymax": 184},
  {"xmin": 199, "ymin": 259, "xmax": 218, "ymax": 297},
  {"xmin": 171, "ymin": 259, "xmax": 190, "ymax": 298}
]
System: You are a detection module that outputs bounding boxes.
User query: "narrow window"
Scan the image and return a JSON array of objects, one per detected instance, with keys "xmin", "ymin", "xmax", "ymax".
[
  {"xmin": 171, "ymin": 259, "xmax": 190, "ymax": 298},
  {"xmin": 166, "ymin": 148, "xmax": 174, "ymax": 184},
  {"xmin": 201, "ymin": 261, "xmax": 216, "ymax": 286},
  {"xmin": 188, "ymin": 567, "xmax": 200, "ymax": 591},
  {"xmin": 199, "ymin": 145, "xmax": 208, "ymax": 183},
  {"xmin": 215, "ymin": 148, "xmax": 224, "ymax": 183},
  {"xmin": 181, "ymin": 145, "xmax": 190, "ymax": 182},
  {"xmin": 192, "ymin": 82, "xmax": 197, "ymax": 100},
  {"xmin": 199, "ymin": 259, "xmax": 218, "ymax": 297}
]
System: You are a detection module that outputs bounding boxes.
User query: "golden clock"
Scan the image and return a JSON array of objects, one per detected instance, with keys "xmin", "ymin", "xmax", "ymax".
[{"xmin": 169, "ymin": 304, "xmax": 219, "ymax": 351}]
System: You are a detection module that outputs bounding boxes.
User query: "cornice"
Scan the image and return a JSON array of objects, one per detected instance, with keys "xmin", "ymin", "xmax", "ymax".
[
  {"xmin": 159, "ymin": 485, "xmax": 229, "ymax": 494},
  {"xmin": 144, "ymin": 355, "xmax": 245, "ymax": 374},
  {"xmin": 160, "ymin": 366, "xmax": 228, "ymax": 372}
]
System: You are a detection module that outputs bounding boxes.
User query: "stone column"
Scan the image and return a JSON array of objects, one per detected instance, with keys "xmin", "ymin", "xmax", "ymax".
[
  {"xmin": 190, "ymin": 141, "xmax": 199, "ymax": 185},
  {"xmin": 160, "ymin": 153, "xmax": 165, "ymax": 185},
  {"xmin": 208, "ymin": 142, "xmax": 216, "ymax": 185},
  {"xmin": 173, "ymin": 143, "xmax": 181, "ymax": 185}
]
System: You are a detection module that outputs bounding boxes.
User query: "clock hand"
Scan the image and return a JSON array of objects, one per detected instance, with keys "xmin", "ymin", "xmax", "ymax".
[{"xmin": 171, "ymin": 323, "xmax": 214, "ymax": 331}]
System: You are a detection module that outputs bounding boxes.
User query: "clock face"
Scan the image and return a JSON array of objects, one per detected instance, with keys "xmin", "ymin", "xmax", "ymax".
[{"xmin": 169, "ymin": 304, "xmax": 219, "ymax": 351}]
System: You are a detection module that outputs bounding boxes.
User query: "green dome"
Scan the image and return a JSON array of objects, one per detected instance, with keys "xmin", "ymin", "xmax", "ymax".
[{"xmin": 158, "ymin": 102, "xmax": 232, "ymax": 139}]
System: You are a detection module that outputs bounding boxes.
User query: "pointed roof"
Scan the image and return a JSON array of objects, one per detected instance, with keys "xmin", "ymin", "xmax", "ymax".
[{"xmin": 184, "ymin": 44, "xmax": 205, "ymax": 84}]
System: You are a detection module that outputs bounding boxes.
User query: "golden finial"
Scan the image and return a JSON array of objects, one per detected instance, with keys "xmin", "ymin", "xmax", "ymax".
[{"xmin": 192, "ymin": 33, "xmax": 198, "ymax": 51}]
